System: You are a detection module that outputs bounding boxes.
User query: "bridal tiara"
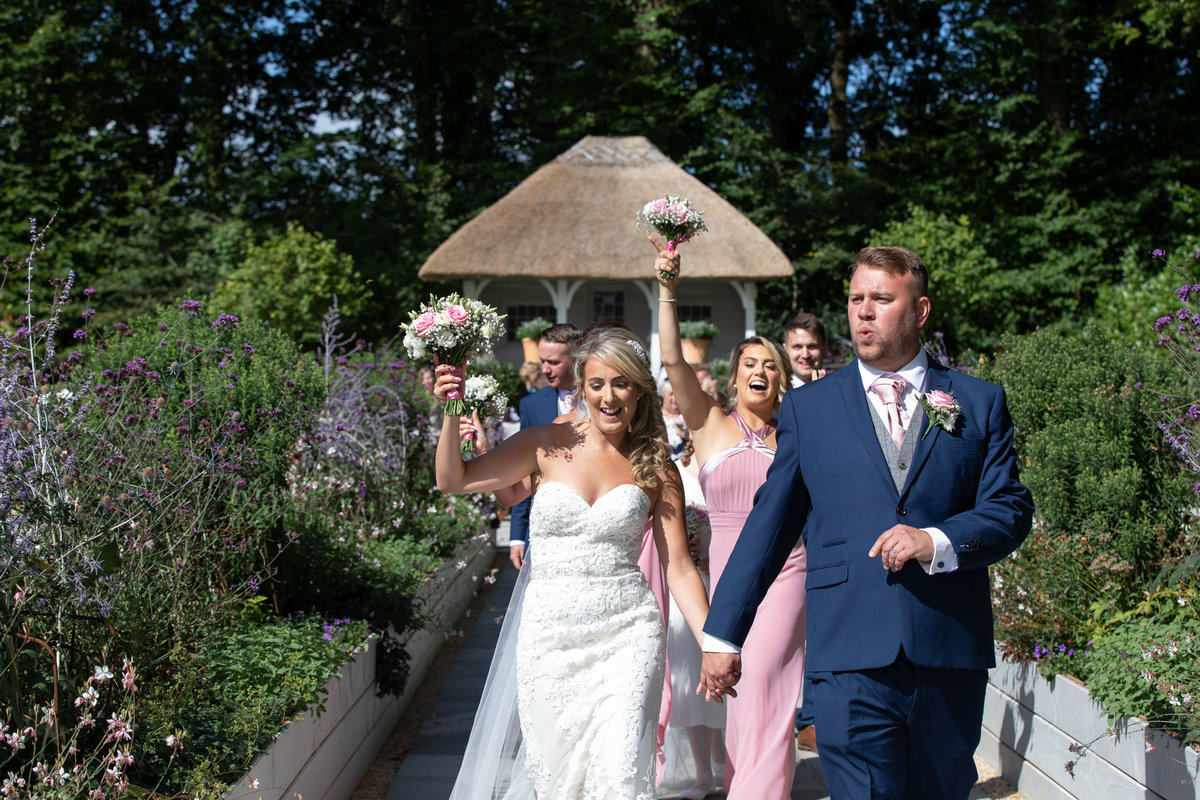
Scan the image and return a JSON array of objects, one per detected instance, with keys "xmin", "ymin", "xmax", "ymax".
[{"xmin": 626, "ymin": 339, "xmax": 650, "ymax": 368}]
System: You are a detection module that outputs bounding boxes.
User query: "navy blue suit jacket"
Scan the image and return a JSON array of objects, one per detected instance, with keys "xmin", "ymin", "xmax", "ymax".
[
  {"xmin": 703, "ymin": 360, "xmax": 1033, "ymax": 672},
  {"xmin": 508, "ymin": 386, "xmax": 560, "ymax": 546}
]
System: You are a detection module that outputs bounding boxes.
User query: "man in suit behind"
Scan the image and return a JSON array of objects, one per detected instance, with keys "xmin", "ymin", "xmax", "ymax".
[
  {"xmin": 507, "ymin": 323, "xmax": 582, "ymax": 569},
  {"xmin": 701, "ymin": 246, "xmax": 1033, "ymax": 799}
]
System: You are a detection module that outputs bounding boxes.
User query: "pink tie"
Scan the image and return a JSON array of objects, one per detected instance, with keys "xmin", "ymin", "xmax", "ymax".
[{"xmin": 870, "ymin": 375, "xmax": 909, "ymax": 450}]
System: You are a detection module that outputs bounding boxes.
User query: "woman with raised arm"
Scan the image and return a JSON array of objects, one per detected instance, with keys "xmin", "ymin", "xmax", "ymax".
[
  {"xmin": 652, "ymin": 238, "xmax": 808, "ymax": 800},
  {"xmin": 437, "ymin": 328, "xmax": 711, "ymax": 800}
]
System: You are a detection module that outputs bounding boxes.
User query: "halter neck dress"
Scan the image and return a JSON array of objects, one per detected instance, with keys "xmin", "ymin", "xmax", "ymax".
[{"xmin": 699, "ymin": 411, "xmax": 807, "ymax": 799}]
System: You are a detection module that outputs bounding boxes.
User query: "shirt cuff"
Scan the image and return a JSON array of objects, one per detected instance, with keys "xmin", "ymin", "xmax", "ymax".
[
  {"xmin": 702, "ymin": 633, "xmax": 742, "ymax": 654},
  {"xmin": 920, "ymin": 527, "xmax": 958, "ymax": 574}
]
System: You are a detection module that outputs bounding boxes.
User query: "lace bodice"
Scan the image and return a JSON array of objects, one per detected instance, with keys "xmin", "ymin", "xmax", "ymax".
[{"xmin": 528, "ymin": 481, "xmax": 651, "ymax": 579}]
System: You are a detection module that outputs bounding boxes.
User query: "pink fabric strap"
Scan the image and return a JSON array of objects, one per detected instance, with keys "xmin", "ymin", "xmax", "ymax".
[{"xmin": 698, "ymin": 411, "xmax": 776, "ymax": 489}]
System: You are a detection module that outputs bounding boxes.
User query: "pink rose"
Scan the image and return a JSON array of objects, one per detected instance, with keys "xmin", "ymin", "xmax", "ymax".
[
  {"xmin": 446, "ymin": 304, "xmax": 469, "ymax": 324},
  {"xmin": 925, "ymin": 390, "xmax": 956, "ymax": 410},
  {"xmin": 413, "ymin": 311, "xmax": 436, "ymax": 336}
]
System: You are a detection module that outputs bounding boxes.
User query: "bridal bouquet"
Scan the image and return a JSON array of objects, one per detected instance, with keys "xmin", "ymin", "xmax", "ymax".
[
  {"xmin": 460, "ymin": 375, "xmax": 509, "ymax": 455},
  {"xmin": 401, "ymin": 293, "xmax": 505, "ymax": 415},
  {"xmin": 636, "ymin": 195, "xmax": 708, "ymax": 278}
]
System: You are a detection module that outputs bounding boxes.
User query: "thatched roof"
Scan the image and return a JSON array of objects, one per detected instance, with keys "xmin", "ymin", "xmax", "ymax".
[{"xmin": 418, "ymin": 136, "xmax": 794, "ymax": 281}]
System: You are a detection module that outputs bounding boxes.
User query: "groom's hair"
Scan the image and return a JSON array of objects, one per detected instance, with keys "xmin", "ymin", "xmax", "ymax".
[
  {"xmin": 853, "ymin": 246, "xmax": 928, "ymax": 298},
  {"xmin": 540, "ymin": 323, "xmax": 582, "ymax": 346}
]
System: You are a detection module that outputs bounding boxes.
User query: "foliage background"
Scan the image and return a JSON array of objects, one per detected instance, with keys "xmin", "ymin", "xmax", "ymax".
[{"xmin": 3, "ymin": 1, "xmax": 1198, "ymax": 352}]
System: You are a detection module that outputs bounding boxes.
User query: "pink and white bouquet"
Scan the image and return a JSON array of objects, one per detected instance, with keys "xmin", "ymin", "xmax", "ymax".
[
  {"xmin": 401, "ymin": 293, "xmax": 505, "ymax": 415},
  {"xmin": 636, "ymin": 195, "xmax": 709, "ymax": 277},
  {"xmin": 916, "ymin": 389, "xmax": 962, "ymax": 437},
  {"xmin": 460, "ymin": 374, "xmax": 509, "ymax": 455}
]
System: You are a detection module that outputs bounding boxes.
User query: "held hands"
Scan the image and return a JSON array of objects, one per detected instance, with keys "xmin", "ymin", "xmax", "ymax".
[
  {"xmin": 649, "ymin": 236, "xmax": 681, "ymax": 286},
  {"xmin": 698, "ymin": 652, "xmax": 741, "ymax": 704},
  {"xmin": 868, "ymin": 524, "xmax": 934, "ymax": 571}
]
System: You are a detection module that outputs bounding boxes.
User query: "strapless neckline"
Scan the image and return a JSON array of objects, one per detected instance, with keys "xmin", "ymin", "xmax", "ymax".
[{"xmin": 538, "ymin": 480, "xmax": 650, "ymax": 510}]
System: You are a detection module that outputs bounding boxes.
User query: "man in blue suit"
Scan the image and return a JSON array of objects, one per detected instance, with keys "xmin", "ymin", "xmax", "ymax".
[
  {"xmin": 507, "ymin": 323, "xmax": 581, "ymax": 569},
  {"xmin": 701, "ymin": 246, "xmax": 1033, "ymax": 799}
]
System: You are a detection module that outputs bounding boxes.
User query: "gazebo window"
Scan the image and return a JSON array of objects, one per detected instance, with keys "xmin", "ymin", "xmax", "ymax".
[
  {"xmin": 679, "ymin": 305, "xmax": 713, "ymax": 323},
  {"xmin": 592, "ymin": 290, "xmax": 624, "ymax": 323},
  {"xmin": 506, "ymin": 304, "xmax": 557, "ymax": 341}
]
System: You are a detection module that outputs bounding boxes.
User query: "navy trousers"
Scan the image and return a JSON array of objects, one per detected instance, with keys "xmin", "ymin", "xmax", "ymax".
[{"xmin": 809, "ymin": 651, "xmax": 986, "ymax": 800}]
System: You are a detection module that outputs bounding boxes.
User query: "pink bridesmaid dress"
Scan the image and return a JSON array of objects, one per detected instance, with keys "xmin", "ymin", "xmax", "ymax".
[{"xmin": 700, "ymin": 411, "xmax": 806, "ymax": 799}]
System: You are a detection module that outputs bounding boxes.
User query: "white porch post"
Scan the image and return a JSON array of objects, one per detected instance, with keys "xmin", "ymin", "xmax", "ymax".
[
  {"xmin": 729, "ymin": 280, "xmax": 758, "ymax": 338},
  {"xmin": 633, "ymin": 280, "xmax": 661, "ymax": 375},
  {"xmin": 461, "ymin": 277, "xmax": 493, "ymax": 299},
  {"xmin": 538, "ymin": 278, "xmax": 585, "ymax": 323}
]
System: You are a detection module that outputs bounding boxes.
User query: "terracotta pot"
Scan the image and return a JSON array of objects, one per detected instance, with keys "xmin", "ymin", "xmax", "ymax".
[
  {"xmin": 521, "ymin": 338, "xmax": 541, "ymax": 363},
  {"xmin": 681, "ymin": 338, "xmax": 712, "ymax": 364}
]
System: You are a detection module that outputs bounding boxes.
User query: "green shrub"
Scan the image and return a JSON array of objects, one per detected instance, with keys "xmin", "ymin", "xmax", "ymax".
[
  {"xmin": 515, "ymin": 317, "xmax": 553, "ymax": 340},
  {"xmin": 679, "ymin": 320, "xmax": 720, "ymax": 340},
  {"xmin": 131, "ymin": 605, "xmax": 369, "ymax": 796},
  {"xmin": 976, "ymin": 326, "xmax": 1193, "ymax": 663},
  {"xmin": 211, "ymin": 221, "xmax": 371, "ymax": 346}
]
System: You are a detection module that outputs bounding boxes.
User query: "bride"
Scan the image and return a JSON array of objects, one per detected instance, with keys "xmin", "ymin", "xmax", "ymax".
[{"xmin": 434, "ymin": 328, "xmax": 713, "ymax": 800}]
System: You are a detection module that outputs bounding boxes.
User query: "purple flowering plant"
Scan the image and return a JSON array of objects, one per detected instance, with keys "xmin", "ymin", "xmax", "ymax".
[{"xmin": 1, "ymin": 216, "xmax": 329, "ymax": 796}]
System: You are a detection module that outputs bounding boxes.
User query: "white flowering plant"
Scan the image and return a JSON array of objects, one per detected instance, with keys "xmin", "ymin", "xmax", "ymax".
[
  {"xmin": 684, "ymin": 502, "xmax": 711, "ymax": 569},
  {"xmin": 400, "ymin": 294, "xmax": 505, "ymax": 415},
  {"xmin": 460, "ymin": 375, "xmax": 509, "ymax": 455},
  {"xmin": 636, "ymin": 195, "xmax": 709, "ymax": 278}
]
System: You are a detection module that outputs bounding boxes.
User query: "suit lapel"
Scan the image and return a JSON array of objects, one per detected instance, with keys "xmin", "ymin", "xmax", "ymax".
[
  {"xmin": 900, "ymin": 363, "xmax": 953, "ymax": 498},
  {"xmin": 837, "ymin": 368, "xmax": 897, "ymax": 492}
]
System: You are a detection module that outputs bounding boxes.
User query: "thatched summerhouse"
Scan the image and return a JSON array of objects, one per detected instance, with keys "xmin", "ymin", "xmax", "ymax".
[{"xmin": 418, "ymin": 135, "xmax": 794, "ymax": 370}]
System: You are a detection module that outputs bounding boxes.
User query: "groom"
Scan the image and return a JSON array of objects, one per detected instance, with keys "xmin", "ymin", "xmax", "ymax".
[{"xmin": 701, "ymin": 246, "xmax": 1032, "ymax": 799}]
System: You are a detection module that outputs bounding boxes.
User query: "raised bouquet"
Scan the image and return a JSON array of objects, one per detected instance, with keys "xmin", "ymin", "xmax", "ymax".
[
  {"xmin": 684, "ymin": 502, "xmax": 711, "ymax": 568},
  {"xmin": 636, "ymin": 194, "xmax": 708, "ymax": 279},
  {"xmin": 460, "ymin": 374, "xmax": 509, "ymax": 455},
  {"xmin": 401, "ymin": 293, "xmax": 505, "ymax": 415}
]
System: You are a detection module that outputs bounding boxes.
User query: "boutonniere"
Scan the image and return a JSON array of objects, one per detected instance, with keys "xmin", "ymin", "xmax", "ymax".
[{"xmin": 916, "ymin": 389, "xmax": 962, "ymax": 438}]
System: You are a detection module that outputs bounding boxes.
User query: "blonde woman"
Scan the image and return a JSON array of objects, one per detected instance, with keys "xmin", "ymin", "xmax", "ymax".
[
  {"xmin": 437, "ymin": 328, "xmax": 711, "ymax": 800},
  {"xmin": 653, "ymin": 238, "xmax": 808, "ymax": 800}
]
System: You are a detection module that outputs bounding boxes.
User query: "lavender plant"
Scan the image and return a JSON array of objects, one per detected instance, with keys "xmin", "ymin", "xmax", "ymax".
[{"xmin": 279, "ymin": 302, "xmax": 492, "ymax": 631}]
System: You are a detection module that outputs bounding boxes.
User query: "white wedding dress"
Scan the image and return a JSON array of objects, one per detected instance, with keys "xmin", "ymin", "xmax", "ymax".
[{"xmin": 450, "ymin": 480, "xmax": 666, "ymax": 800}]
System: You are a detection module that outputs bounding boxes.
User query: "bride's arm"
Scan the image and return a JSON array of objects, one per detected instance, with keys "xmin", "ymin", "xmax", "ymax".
[
  {"xmin": 653, "ymin": 463, "xmax": 710, "ymax": 646},
  {"xmin": 435, "ymin": 372, "xmax": 542, "ymax": 495},
  {"xmin": 432, "ymin": 365, "xmax": 537, "ymax": 500}
]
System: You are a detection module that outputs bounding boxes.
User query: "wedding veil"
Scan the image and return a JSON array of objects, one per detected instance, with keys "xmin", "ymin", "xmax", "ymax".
[{"xmin": 448, "ymin": 558, "xmax": 535, "ymax": 800}]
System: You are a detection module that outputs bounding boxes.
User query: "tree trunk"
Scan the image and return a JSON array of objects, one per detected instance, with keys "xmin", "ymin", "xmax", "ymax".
[{"xmin": 827, "ymin": 0, "xmax": 854, "ymax": 164}]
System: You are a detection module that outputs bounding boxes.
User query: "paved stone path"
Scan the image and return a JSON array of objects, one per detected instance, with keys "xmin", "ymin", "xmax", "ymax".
[{"xmin": 385, "ymin": 547, "xmax": 1005, "ymax": 799}]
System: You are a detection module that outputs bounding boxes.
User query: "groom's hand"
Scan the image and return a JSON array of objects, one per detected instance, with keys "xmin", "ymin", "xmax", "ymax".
[
  {"xmin": 699, "ymin": 652, "xmax": 741, "ymax": 704},
  {"xmin": 869, "ymin": 525, "xmax": 934, "ymax": 571}
]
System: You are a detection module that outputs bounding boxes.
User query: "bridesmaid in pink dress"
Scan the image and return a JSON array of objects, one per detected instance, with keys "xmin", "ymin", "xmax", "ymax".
[{"xmin": 652, "ymin": 239, "xmax": 808, "ymax": 800}]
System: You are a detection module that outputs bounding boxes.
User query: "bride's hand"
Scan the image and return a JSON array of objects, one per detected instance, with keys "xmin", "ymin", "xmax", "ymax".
[
  {"xmin": 649, "ymin": 236, "xmax": 681, "ymax": 287},
  {"xmin": 433, "ymin": 362, "xmax": 465, "ymax": 404}
]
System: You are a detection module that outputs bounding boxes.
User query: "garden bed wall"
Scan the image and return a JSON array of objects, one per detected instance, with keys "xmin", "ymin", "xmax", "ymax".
[
  {"xmin": 980, "ymin": 647, "xmax": 1200, "ymax": 800},
  {"xmin": 225, "ymin": 541, "xmax": 495, "ymax": 800}
]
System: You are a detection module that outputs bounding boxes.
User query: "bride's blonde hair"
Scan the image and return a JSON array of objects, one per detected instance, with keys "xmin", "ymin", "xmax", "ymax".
[{"xmin": 571, "ymin": 328, "xmax": 672, "ymax": 492}]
